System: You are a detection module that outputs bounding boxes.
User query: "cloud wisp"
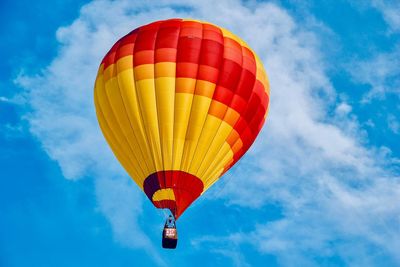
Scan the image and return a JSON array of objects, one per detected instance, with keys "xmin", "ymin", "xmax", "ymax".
[
  {"xmin": 371, "ymin": 0, "xmax": 400, "ymax": 32},
  {"xmin": 347, "ymin": 45, "xmax": 400, "ymax": 103}
]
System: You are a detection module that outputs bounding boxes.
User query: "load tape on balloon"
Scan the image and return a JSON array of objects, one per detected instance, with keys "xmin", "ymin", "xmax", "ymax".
[{"xmin": 94, "ymin": 18, "xmax": 270, "ymax": 219}]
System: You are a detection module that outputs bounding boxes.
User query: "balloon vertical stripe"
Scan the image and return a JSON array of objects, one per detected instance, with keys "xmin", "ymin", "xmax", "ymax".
[{"xmin": 95, "ymin": 19, "xmax": 269, "ymax": 219}]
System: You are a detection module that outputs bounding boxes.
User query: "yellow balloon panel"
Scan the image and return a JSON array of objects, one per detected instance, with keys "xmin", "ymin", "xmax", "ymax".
[{"xmin": 94, "ymin": 18, "xmax": 270, "ymax": 219}]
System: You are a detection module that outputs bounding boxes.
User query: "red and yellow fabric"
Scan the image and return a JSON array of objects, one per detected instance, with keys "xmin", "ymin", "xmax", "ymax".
[{"xmin": 94, "ymin": 18, "xmax": 270, "ymax": 219}]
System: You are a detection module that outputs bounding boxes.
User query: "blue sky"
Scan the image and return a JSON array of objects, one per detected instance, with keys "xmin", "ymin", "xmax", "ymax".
[{"xmin": 1, "ymin": 1, "xmax": 399, "ymax": 266}]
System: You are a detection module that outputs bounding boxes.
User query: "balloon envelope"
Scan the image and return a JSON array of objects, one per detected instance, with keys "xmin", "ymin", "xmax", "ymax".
[{"xmin": 94, "ymin": 18, "xmax": 269, "ymax": 219}]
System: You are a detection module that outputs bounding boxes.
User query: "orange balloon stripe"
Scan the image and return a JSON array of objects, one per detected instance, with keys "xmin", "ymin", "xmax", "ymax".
[
  {"xmin": 100, "ymin": 19, "xmax": 269, "ymax": 165},
  {"xmin": 95, "ymin": 18, "xmax": 269, "ymax": 217}
]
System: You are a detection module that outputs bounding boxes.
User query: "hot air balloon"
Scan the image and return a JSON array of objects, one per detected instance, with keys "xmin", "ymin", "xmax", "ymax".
[{"xmin": 94, "ymin": 18, "xmax": 269, "ymax": 249}]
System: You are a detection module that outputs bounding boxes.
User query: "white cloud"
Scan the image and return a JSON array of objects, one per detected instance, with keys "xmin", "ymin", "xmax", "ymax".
[
  {"xmin": 335, "ymin": 102, "xmax": 352, "ymax": 116},
  {"xmin": 371, "ymin": 0, "xmax": 400, "ymax": 32},
  {"xmin": 15, "ymin": 0, "xmax": 400, "ymax": 266},
  {"xmin": 350, "ymin": 0, "xmax": 400, "ymax": 33},
  {"xmin": 347, "ymin": 45, "xmax": 400, "ymax": 103},
  {"xmin": 346, "ymin": 1, "xmax": 400, "ymax": 103},
  {"xmin": 0, "ymin": 96, "xmax": 9, "ymax": 102},
  {"xmin": 387, "ymin": 114, "xmax": 400, "ymax": 134},
  {"xmin": 95, "ymin": 175, "xmax": 166, "ymax": 266}
]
